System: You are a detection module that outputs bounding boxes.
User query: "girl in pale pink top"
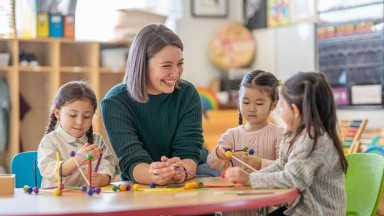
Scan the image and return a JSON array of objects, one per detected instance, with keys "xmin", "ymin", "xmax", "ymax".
[{"xmin": 208, "ymin": 70, "xmax": 283, "ymax": 172}]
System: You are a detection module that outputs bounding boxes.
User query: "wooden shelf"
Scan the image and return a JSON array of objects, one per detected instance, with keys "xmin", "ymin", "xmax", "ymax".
[{"xmin": 0, "ymin": 38, "xmax": 131, "ymax": 172}]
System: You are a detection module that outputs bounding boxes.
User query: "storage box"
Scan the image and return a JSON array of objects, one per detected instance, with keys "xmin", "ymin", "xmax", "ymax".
[
  {"xmin": 0, "ymin": 174, "xmax": 15, "ymax": 195},
  {"xmin": 351, "ymin": 85, "xmax": 382, "ymax": 104},
  {"xmin": 0, "ymin": 53, "xmax": 10, "ymax": 66},
  {"xmin": 113, "ymin": 9, "xmax": 166, "ymax": 40},
  {"xmin": 100, "ymin": 48, "xmax": 128, "ymax": 68},
  {"xmin": 37, "ymin": 12, "xmax": 49, "ymax": 38}
]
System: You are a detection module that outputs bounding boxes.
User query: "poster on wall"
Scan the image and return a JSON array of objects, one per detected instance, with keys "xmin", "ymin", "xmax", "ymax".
[
  {"xmin": 243, "ymin": 0, "xmax": 267, "ymax": 29},
  {"xmin": 267, "ymin": 0, "xmax": 290, "ymax": 27}
]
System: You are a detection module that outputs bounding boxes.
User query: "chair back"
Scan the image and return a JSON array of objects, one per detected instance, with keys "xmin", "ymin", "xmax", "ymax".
[
  {"xmin": 346, "ymin": 153, "xmax": 384, "ymax": 216},
  {"xmin": 11, "ymin": 151, "xmax": 42, "ymax": 188}
]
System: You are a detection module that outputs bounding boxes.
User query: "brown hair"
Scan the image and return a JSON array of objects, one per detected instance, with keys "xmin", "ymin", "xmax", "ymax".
[
  {"xmin": 238, "ymin": 69, "xmax": 280, "ymax": 125},
  {"xmin": 281, "ymin": 72, "xmax": 347, "ymax": 173},
  {"xmin": 123, "ymin": 23, "xmax": 184, "ymax": 103},
  {"xmin": 45, "ymin": 81, "xmax": 97, "ymax": 144}
]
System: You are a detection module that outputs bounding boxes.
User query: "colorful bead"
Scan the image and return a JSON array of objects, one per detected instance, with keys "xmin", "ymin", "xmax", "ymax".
[
  {"xmin": 94, "ymin": 187, "xmax": 101, "ymax": 194},
  {"xmin": 149, "ymin": 182, "xmax": 156, "ymax": 188},
  {"xmin": 23, "ymin": 185, "xmax": 29, "ymax": 192},
  {"xmin": 225, "ymin": 151, "xmax": 232, "ymax": 158},
  {"xmin": 248, "ymin": 149, "xmax": 255, "ymax": 155},
  {"xmin": 119, "ymin": 184, "xmax": 127, "ymax": 191},
  {"xmin": 112, "ymin": 185, "xmax": 119, "ymax": 192},
  {"xmin": 81, "ymin": 186, "xmax": 87, "ymax": 191},
  {"xmin": 132, "ymin": 184, "xmax": 141, "ymax": 191},
  {"xmin": 69, "ymin": 151, "xmax": 76, "ymax": 157},
  {"xmin": 32, "ymin": 187, "xmax": 39, "ymax": 194},
  {"xmin": 86, "ymin": 154, "xmax": 93, "ymax": 160},
  {"xmin": 125, "ymin": 184, "xmax": 131, "ymax": 191},
  {"xmin": 220, "ymin": 171, "xmax": 226, "ymax": 178},
  {"xmin": 27, "ymin": 187, "xmax": 33, "ymax": 194},
  {"xmin": 87, "ymin": 188, "xmax": 94, "ymax": 196},
  {"xmin": 54, "ymin": 188, "xmax": 62, "ymax": 196}
]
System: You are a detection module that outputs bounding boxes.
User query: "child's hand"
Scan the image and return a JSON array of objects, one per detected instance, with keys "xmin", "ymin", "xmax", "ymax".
[
  {"xmin": 243, "ymin": 155, "xmax": 262, "ymax": 171},
  {"xmin": 216, "ymin": 145, "xmax": 232, "ymax": 161},
  {"xmin": 224, "ymin": 167, "xmax": 250, "ymax": 185},
  {"xmin": 78, "ymin": 143, "xmax": 103, "ymax": 162},
  {"xmin": 91, "ymin": 172, "xmax": 111, "ymax": 187}
]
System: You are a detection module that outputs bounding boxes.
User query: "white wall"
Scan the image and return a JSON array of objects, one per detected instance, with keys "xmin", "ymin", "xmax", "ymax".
[{"xmin": 177, "ymin": 1, "xmax": 243, "ymax": 87}]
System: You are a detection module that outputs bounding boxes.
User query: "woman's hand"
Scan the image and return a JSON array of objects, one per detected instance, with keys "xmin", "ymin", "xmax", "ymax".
[
  {"xmin": 224, "ymin": 167, "xmax": 250, "ymax": 186},
  {"xmin": 148, "ymin": 157, "xmax": 177, "ymax": 185}
]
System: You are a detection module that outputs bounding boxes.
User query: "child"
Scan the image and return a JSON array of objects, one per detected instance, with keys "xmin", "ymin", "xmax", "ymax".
[
  {"xmin": 38, "ymin": 81, "xmax": 116, "ymax": 188},
  {"xmin": 224, "ymin": 72, "xmax": 347, "ymax": 216},
  {"xmin": 207, "ymin": 70, "xmax": 283, "ymax": 172}
]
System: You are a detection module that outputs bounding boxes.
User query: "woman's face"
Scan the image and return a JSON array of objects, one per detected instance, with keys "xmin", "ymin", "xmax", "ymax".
[{"xmin": 147, "ymin": 45, "xmax": 184, "ymax": 95}]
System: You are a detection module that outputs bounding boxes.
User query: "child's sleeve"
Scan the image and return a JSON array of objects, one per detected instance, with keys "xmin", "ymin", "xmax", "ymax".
[
  {"xmin": 94, "ymin": 134, "xmax": 116, "ymax": 181},
  {"xmin": 37, "ymin": 136, "xmax": 63, "ymax": 186},
  {"xmin": 207, "ymin": 129, "xmax": 234, "ymax": 170},
  {"xmin": 260, "ymin": 127, "xmax": 283, "ymax": 169}
]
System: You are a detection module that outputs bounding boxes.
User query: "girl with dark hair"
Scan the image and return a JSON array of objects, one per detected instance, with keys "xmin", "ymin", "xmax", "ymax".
[
  {"xmin": 208, "ymin": 70, "xmax": 283, "ymax": 171},
  {"xmin": 38, "ymin": 81, "xmax": 116, "ymax": 188},
  {"xmin": 224, "ymin": 72, "xmax": 347, "ymax": 216}
]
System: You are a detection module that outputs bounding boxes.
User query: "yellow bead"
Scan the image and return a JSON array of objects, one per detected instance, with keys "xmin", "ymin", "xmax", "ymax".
[
  {"xmin": 225, "ymin": 151, "xmax": 232, "ymax": 158},
  {"xmin": 119, "ymin": 184, "xmax": 127, "ymax": 191},
  {"xmin": 132, "ymin": 184, "xmax": 141, "ymax": 191},
  {"xmin": 54, "ymin": 188, "xmax": 62, "ymax": 196},
  {"xmin": 23, "ymin": 185, "xmax": 29, "ymax": 192}
]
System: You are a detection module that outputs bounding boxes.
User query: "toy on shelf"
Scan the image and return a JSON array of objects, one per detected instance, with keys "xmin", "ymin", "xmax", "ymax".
[{"xmin": 340, "ymin": 119, "xmax": 368, "ymax": 154}]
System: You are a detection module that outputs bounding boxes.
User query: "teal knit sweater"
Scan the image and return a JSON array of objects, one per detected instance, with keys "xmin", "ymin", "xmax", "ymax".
[{"xmin": 101, "ymin": 80, "xmax": 206, "ymax": 181}]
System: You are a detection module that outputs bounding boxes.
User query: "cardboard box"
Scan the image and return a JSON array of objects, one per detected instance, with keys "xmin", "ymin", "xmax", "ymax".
[
  {"xmin": 113, "ymin": 9, "xmax": 166, "ymax": 40},
  {"xmin": 0, "ymin": 174, "xmax": 15, "ymax": 195}
]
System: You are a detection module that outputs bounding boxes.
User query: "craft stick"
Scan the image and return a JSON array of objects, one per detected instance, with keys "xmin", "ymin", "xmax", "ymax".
[
  {"xmin": 34, "ymin": 159, "xmax": 38, "ymax": 187},
  {"xmin": 225, "ymin": 151, "xmax": 256, "ymax": 172},
  {"xmin": 231, "ymin": 155, "xmax": 257, "ymax": 172},
  {"xmin": 56, "ymin": 152, "xmax": 61, "ymax": 189},
  {"xmin": 174, "ymin": 167, "xmax": 196, "ymax": 177},
  {"xmin": 94, "ymin": 153, "xmax": 103, "ymax": 172},
  {"xmin": 88, "ymin": 160, "xmax": 92, "ymax": 188},
  {"xmin": 73, "ymin": 158, "xmax": 90, "ymax": 187}
]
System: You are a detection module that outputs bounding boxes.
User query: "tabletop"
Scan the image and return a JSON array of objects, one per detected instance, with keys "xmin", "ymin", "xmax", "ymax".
[{"xmin": 0, "ymin": 177, "xmax": 299, "ymax": 216}]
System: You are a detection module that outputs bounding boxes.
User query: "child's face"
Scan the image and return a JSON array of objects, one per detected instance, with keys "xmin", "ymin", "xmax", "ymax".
[
  {"xmin": 239, "ymin": 87, "xmax": 275, "ymax": 129},
  {"xmin": 147, "ymin": 45, "xmax": 183, "ymax": 95},
  {"xmin": 54, "ymin": 99, "xmax": 94, "ymax": 138},
  {"xmin": 280, "ymin": 94, "xmax": 299, "ymax": 132}
]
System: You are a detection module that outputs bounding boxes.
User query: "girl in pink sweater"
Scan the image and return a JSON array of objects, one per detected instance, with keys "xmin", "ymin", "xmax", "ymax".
[{"xmin": 208, "ymin": 70, "xmax": 283, "ymax": 172}]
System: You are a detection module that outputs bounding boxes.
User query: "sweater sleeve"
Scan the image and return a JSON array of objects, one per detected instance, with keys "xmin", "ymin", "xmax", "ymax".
[
  {"xmin": 249, "ymin": 134, "xmax": 330, "ymax": 191},
  {"xmin": 101, "ymin": 92, "xmax": 152, "ymax": 181},
  {"xmin": 260, "ymin": 127, "xmax": 283, "ymax": 168},
  {"xmin": 171, "ymin": 85, "xmax": 203, "ymax": 164},
  {"xmin": 207, "ymin": 128, "xmax": 235, "ymax": 170}
]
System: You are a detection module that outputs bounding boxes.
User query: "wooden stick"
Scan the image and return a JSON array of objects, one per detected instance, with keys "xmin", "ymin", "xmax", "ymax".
[
  {"xmin": 73, "ymin": 158, "xmax": 90, "ymax": 187},
  {"xmin": 94, "ymin": 153, "xmax": 103, "ymax": 172},
  {"xmin": 230, "ymin": 154, "xmax": 257, "ymax": 172}
]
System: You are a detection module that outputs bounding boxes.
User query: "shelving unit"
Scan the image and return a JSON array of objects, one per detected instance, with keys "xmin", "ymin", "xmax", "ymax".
[
  {"xmin": 316, "ymin": 0, "xmax": 384, "ymax": 108},
  {"xmin": 0, "ymin": 38, "xmax": 130, "ymax": 171}
]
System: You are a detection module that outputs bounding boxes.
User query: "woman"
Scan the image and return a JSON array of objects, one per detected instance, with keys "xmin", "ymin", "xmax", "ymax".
[{"xmin": 101, "ymin": 24, "xmax": 217, "ymax": 185}]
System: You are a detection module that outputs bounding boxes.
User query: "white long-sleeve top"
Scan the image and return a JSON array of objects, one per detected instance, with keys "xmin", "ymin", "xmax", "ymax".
[
  {"xmin": 250, "ymin": 132, "xmax": 346, "ymax": 216},
  {"xmin": 38, "ymin": 126, "xmax": 116, "ymax": 188},
  {"xmin": 208, "ymin": 124, "xmax": 283, "ymax": 170}
]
